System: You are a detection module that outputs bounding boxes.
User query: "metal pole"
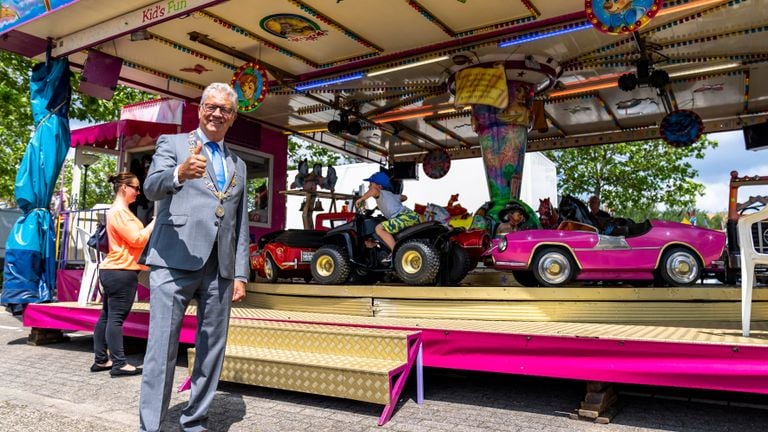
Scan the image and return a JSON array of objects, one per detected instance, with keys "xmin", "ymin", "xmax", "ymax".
[{"xmin": 81, "ymin": 164, "xmax": 89, "ymax": 210}]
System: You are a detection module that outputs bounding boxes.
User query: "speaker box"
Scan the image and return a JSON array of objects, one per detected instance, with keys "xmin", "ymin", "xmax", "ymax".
[
  {"xmin": 79, "ymin": 49, "xmax": 123, "ymax": 100},
  {"xmin": 743, "ymin": 122, "xmax": 768, "ymax": 151},
  {"xmin": 391, "ymin": 161, "xmax": 418, "ymax": 180}
]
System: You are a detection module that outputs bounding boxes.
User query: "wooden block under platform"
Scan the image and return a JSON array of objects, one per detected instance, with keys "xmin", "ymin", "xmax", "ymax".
[
  {"xmin": 27, "ymin": 328, "xmax": 69, "ymax": 345},
  {"xmin": 569, "ymin": 402, "xmax": 624, "ymax": 424},
  {"xmin": 569, "ymin": 382, "xmax": 621, "ymax": 424}
]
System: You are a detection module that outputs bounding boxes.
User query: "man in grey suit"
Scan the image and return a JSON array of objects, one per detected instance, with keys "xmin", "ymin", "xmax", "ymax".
[{"xmin": 139, "ymin": 82, "xmax": 249, "ymax": 432}]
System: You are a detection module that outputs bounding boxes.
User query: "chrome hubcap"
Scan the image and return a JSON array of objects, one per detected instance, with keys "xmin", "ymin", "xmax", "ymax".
[
  {"xmin": 536, "ymin": 252, "xmax": 571, "ymax": 285},
  {"xmin": 665, "ymin": 251, "xmax": 699, "ymax": 284}
]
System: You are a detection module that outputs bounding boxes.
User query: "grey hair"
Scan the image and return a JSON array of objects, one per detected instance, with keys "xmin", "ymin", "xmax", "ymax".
[{"xmin": 200, "ymin": 82, "xmax": 238, "ymax": 110}]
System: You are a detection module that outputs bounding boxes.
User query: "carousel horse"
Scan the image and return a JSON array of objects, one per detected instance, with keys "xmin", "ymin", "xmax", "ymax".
[
  {"xmin": 559, "ymin": 195, "xmax": 637, "ymax": 236},
  {"xmin": 537, "ymin": 197, "xmax": 560, "ymax": 229},
  {"xmin": 558, "ymin": 195, "xmax": 595, "ymax": 226}
]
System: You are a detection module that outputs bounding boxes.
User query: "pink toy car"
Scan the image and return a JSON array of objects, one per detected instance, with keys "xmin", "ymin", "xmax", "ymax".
[{"xmin": 485, "ymin": 219, "xmax": 726, "ymax": 287}]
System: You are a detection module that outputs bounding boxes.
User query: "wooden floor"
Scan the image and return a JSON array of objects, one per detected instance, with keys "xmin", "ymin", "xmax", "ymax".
[
  {"xmin": 40, "ymin": 280, "xmax": 748, "ymax": 346},
  {"xmin": 238, "ymin": 281, "xmax": 768, "ymax": 345}
]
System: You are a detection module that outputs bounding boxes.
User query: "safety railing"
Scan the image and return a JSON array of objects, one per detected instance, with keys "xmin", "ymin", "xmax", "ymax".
[{"xmin": 55, "ymin": 208, "xmax": 108, "ymax": 269}]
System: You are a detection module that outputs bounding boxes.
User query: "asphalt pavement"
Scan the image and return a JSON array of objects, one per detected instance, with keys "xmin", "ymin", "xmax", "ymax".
[{"xmin": 1, "ymin": 310, "xmax": 767, "ymax": 432}]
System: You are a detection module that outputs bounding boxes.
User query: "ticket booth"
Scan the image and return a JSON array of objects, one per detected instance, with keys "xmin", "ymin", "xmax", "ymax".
[{"xmin": 69, "ymin": 98, "xmax": 288, "ymax": 247}]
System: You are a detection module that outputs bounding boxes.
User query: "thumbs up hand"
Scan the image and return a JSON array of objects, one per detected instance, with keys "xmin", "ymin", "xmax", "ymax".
[{"xmin": 179, "ymin": 142, "xmax": 208, "ymax": 182}]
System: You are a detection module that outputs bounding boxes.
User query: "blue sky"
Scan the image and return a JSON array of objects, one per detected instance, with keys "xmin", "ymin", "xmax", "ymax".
[{"xmin": 688, "ymin": 131, "xmax": 768, "ymax": 212}]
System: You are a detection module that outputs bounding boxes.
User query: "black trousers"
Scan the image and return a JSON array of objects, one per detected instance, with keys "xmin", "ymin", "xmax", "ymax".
[{"xmin": 93, "ymin": 269, "xmax": 138, "ymax": 369}]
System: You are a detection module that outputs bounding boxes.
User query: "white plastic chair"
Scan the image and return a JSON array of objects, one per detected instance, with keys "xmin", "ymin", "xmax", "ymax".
[
  {"xmin": 737, "ymin": 205, "xmax": 768, "ymax": 336},
  {"xmin": 76, "ymin": 227, "xmax": 102, "ymax": 306}
]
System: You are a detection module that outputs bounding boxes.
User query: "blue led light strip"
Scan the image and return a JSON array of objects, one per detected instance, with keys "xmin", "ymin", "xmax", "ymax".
[
  {"xmin": 499, "ymin": 22, "xmax": 592, "ymax": 48},
  {"xmin": 295, "ymin": 73, "xmax": 365, "ymax": 91}
]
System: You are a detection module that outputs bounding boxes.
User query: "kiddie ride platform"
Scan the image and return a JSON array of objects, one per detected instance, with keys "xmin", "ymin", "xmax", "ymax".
[{"xmin": 23, "ymin": 283, "xmax": 768, "ymax": 424}]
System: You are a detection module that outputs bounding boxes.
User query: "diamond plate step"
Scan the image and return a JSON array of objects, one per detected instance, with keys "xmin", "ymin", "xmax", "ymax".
[
  {"xmin": 226, "ymin": 318, "xmax": 415, "ymax": 362},
  {"xmin": 189, "ymin": 345, "xmax": 401, "ymax": 404},
  {"xmin": 185, "ymin": 319, "xmax": 423, "ymax": 425}
]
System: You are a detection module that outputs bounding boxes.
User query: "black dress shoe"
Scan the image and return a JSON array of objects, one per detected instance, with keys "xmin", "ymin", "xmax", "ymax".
[
  {"xmin": 110, "ymin": 366, "xmax": 142, "ymax": 377},
  {"xmin": 90, "ymin": 363, "xmax": 112, "ymax": 372}
]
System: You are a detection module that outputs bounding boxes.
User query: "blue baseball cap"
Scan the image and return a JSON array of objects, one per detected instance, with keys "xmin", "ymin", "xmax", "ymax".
[{"xmin": 363, "ymin": 172, "xmax": 392, "ymax": 190}]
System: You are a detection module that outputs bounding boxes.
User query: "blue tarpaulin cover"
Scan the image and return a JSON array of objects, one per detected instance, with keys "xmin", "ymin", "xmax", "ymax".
[{"xmin": 2, "ymin": 57, "xmax": 71, "ymax": 313}]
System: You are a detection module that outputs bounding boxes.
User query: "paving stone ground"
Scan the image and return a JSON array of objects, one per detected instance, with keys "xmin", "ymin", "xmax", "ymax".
[{"xmin": 1, "ymin": 310, "xmax": 768, "ymax": 432}]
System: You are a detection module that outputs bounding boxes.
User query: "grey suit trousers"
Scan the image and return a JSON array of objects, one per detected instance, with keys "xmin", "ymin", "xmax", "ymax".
[{"xmin": 138, "ymin": 250, "xmax": 233, "ymax": 432}]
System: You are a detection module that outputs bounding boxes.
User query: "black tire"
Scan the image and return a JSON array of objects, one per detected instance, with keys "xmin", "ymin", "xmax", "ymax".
[
  {"xmin": 311, "ymin": 245, "xmax": 351, "ymax": 285},
  {"xmin": 348, "ymin": 268, "xmax": 381, "ymax": 285},
  {"xmin": 441, "ymin": 244, "xmax": 471, "ymax": 286},
  {"xmin": 394, "ymin": 239, "xmax": 441, "ymax": 285},
  {"xmin": 263, "ymin": 254, "xmax": 279, "ymax": 283},
  {"xmin": 512, "ymin": 271, "xmax": 538, "ymax": 287},
  {"xmin": 658, "ymin": 246, "xmax": 702, "ymax": 286},
  {"xmin": 532, "ymin": 247, "xmax": 577, "ymax": 287}
]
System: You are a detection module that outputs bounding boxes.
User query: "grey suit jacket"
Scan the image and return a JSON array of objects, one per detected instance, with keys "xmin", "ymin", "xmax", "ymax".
[{"xmin": 143, "ymin": 132, "xmax": 250, "ymax": 280}]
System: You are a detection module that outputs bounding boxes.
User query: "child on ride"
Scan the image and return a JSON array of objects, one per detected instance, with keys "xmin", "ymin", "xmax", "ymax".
[{"xmin": 355, "ymin": 172, "xmax": 421, "ymax": 263}]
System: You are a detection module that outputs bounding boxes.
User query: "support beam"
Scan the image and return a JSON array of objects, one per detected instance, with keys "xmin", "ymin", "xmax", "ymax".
[
  {"xmin": 187, "ymin": 31, "xmax": 297, "ymax": 81},
  {"xmin": 528, "ymin": 112, "xmax": 768, "ymax": 152}
]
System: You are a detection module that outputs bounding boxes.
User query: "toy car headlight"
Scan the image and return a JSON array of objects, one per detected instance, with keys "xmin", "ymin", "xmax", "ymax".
[{"xmin": 498, "ymin": 237, "xmax": 507, "ymax": 252}]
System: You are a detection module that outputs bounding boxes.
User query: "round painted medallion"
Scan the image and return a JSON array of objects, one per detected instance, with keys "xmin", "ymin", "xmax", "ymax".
[
  {"xmin": 660, "ymin": 110, "xmax": 704, "ymax": 148},
  {"xmin": 260, "ymin": 14, "xmax": 327, "ymax": 42},
  {"xmin": 422, "ymin": 149, "xmax": 451, "ymax": 179},
  {"xmin": 585, "ymin": 0, "xmax": 662, "ymax": 35},
  {"xmin": 231, "ymin": 62, "xmax": 268, "ymax": 113}
]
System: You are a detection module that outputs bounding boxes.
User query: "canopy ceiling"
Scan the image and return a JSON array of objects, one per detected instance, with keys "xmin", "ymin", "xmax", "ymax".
[{"xmin": 3, "ymin": 0, "xmax": 768, "ymax": 163}]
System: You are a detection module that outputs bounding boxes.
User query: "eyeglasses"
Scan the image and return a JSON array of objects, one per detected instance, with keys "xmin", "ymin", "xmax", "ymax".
[
  {"xmin": 202, "ymin": 103, "xmax": 235, "ymax": 117},
  {"xmin": 125, "ymin": 184, "xmax": 141, "ymax": 193}
]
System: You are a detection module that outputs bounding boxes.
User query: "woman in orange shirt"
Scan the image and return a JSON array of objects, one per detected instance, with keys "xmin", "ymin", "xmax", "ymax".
[{"xmin": 91, "ymin": 172, "xmax": 155, "ymax": 377}]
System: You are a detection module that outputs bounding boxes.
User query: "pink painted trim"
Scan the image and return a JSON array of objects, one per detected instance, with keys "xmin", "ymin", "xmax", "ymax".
[
  {"xmin": 70, "ymin": 119, "xmax": 177, "ymax": 148},
  {"xmin": 178, "ymin": 376, "xmax": 192, "ymax": 393},
  {"xmin": 232, "ymin": 316, "xmax": 768, "ymax": 395},
  {"xmin": 23, "ymin": 303, "xmax": 198, "ymax": 344},
  {"xmin": 420, "ymin": 329, "xmax": 768, "ymax": 395},
  {"xmin": 379, "ymin": 333, "xmax": 422, "ymax": 425},
  {"xmin": 23, "ymin": 306, "xmax": 768, "ymax": 395}
]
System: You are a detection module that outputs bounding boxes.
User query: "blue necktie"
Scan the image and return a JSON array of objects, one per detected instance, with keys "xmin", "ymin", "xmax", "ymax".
[{"xmin": 206, "ymin": 141, "xmax": 226, "ymax": 189}]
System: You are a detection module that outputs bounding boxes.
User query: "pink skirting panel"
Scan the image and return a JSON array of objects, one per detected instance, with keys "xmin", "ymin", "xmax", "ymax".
[
  {"xmin": 22, "ymin": 308, "xmax": 768, "ymax": 395},
  {"xmin": 23, "ymin": 304, "xmax": 198, "ymax": 344},
  {"xmin": 56, "ymin": 269, "xmax": 150, "ymax": 302},
  {"xmin": 420, "ymin": 329, "xmax": 768, "ymax": 395}
]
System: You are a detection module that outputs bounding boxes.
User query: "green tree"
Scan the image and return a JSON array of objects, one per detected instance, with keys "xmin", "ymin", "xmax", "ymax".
[
  {"xmin": 545, "ymin": 137, "xmax": 717, "ymax": 219},
  {"xmin": 0, "ymin": 50, "xmax": 153, "ymax": 206},
  {"xmin": 58, "ymin": 155, "xmax": 118, "ymax": 209},
  {"xmin": 287, "ymin": 136, "xmax": 352, "ymax": 170}
]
